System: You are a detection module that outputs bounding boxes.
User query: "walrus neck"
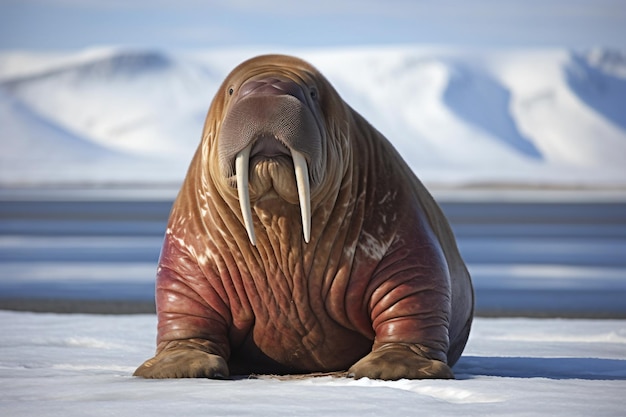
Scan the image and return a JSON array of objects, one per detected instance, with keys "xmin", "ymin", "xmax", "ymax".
[
  {"xmin": 244, "ymin": 167, "xmax": 354, "ymax": 275},
  {"xmin": 252, "ymin": 197, "xmax": 304, "ymax": 249}
]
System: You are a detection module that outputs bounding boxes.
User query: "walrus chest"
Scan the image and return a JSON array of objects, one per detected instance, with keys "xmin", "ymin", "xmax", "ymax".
[{"xmin": 229, "ymin": 299, "xmax": 371, "ymax": 374}]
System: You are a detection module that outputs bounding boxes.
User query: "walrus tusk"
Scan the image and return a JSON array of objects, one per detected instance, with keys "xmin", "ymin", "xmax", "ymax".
[
  {"xmin": 235, "ymin": 145, "xmax": 256, "ymax": 246},
  {"xmin": 235, "ymin": 145, "xmax": 311, "ymax": 245},
  {"xmin": 291, "ymin": 149, "xmax": 311, "ymax": 243}
]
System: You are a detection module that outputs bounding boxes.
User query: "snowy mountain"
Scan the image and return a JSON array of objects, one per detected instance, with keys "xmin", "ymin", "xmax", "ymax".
[{"xmin": 1, "ymin": 46, "xmax": 625, "ymax": 188}]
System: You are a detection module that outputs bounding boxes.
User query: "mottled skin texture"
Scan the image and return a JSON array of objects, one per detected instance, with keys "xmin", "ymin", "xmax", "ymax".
[{"xmin": 134, "ymin": 55, "xmax": 474, "ymax": 380}]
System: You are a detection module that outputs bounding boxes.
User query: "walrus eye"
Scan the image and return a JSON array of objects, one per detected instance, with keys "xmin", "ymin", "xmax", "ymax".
[
  {"xmin": 228, "ymin": 87, "xmax": 234, "ymax": 96},
  {"xmin": 309, "ymin": 87, "xmax": 318, "ymax": 100}
]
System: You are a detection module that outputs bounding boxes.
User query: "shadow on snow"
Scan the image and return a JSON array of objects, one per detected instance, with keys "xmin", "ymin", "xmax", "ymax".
[{"xmin": 455, "ymin": 356, "xmax": 626, "ymax": 380}]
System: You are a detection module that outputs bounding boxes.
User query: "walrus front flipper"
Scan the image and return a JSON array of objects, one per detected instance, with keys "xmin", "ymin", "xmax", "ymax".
[
  {"xmin": 348, "ymin": 343, "xmax": 454, "ymax": 380},
  {"xmin": 134, "ymin": 344, "xmax": 229, "ymax": 379}
]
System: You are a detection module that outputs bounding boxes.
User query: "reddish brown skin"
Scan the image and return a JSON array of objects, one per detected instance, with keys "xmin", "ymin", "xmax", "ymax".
[{"xmin": 134, "ymin": 55, "xmax": 474, "ymax": 380}]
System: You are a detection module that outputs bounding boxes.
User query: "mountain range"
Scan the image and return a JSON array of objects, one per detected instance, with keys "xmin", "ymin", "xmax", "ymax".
[{"xmin": 1, "ymin": 46, "xmax": 625, "ymax": 188}]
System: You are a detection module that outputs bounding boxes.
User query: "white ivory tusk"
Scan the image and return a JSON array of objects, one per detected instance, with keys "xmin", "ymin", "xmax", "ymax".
[
  {"xmin": 235, "ymin": 145, "xmax": 256, "ymax": 246},
  {"xmin": 291, "ymin": 149, "xmax": 311, "ymax": 243}
]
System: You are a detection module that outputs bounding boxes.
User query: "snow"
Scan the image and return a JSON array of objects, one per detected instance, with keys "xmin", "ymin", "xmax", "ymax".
[
  {"xmin": 1, "ymin": 46, "xmax": 625, "ymax": 188},
  {"xmin": 0, "ymin": 311, "xmax": 624, "ymax": 416}
]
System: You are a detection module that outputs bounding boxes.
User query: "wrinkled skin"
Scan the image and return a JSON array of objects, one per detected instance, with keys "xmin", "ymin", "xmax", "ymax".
[{"xmin": 134, "ymin": 54, "xmax": 474, "ymax": 380}]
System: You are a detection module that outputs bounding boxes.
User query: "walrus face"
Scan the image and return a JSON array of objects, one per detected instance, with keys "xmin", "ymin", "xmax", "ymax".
[{"xmin": 216, "ymin": 63, "xmax": 329, "ymax": 246}]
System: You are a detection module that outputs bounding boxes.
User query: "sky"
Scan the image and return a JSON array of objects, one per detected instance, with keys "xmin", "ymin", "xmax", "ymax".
[{"xmin": 1, "ymin": 0, "xmax": 626, "ymax": 51}]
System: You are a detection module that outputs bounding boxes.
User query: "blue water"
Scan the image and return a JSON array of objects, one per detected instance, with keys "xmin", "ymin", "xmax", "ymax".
[{"xmin": 1, "ymin": 193, "xmax": 625, "ymax": 317}]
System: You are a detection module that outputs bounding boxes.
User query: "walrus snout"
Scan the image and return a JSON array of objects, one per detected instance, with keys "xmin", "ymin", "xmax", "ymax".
[
  {"xmin": 217, "ymin": 76, "xmax": 322, "ymax": 246},
  {"xmin": 218, "ymin": 81, "xmax": 322, "ymax": 178}
]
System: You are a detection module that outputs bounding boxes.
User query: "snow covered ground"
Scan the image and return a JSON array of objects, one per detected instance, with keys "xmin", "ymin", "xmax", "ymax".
[
  {"xmin": 1, "ymin": 311, "xmax": 624, "ymax": 416},
  {"xmin": 1, "ymin": 46, "xmax": 625, "ymax": 188}
]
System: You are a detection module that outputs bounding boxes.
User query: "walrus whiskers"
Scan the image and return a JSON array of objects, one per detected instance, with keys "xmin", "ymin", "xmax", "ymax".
[{"xmin": 235, "ymin": 145, "xmax": 312, "ymax": 245}]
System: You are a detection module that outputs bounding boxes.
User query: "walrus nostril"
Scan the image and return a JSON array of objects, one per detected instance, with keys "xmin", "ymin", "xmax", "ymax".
[{"xmin": 239, "ymin": 78, "xmax": 308, "ymax": 103}]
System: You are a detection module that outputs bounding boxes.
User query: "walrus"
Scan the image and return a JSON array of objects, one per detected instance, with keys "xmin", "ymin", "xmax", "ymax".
[{"xmin": 134, "ymin": 54, "xmax": 474, "ymax": 380}]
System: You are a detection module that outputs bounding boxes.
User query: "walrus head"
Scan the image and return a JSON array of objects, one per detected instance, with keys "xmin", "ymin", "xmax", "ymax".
[{"xmin": 206, "ymin": 55, "xmax": 347, "ymax": 246}]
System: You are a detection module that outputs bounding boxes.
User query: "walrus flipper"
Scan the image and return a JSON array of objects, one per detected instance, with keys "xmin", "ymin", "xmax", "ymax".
[{"xmin": 134, "ymin": 341, "xmax": 229, "ymax": 379}]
